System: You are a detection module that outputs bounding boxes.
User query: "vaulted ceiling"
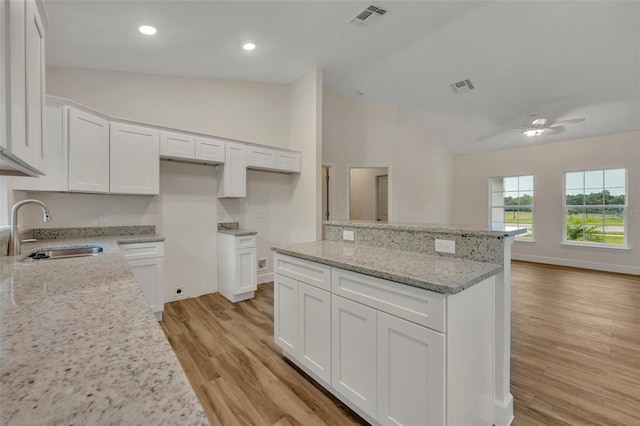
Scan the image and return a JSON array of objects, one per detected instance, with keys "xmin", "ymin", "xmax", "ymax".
[{"xmin": 45, "ymin": 1, "xmax": 640, "ymax": 154}]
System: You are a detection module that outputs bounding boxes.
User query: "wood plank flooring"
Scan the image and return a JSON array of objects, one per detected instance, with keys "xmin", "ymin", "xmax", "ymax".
[
  {"xmin": 510, "ymin": 261, "xmax": 640, "ymax": 426},
  {"xmin": 159, "ymin": 284, "xmax": 367, "ymax": 426},
  {"xmin": 161, "ymin": 262, "xmax": 640, "ymax": 426}
]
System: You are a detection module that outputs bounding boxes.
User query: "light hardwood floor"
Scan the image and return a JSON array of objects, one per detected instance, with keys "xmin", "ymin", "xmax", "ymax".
[{"xmin": 161, "ymin": 261, "xmax": 640, "ymax": 426}]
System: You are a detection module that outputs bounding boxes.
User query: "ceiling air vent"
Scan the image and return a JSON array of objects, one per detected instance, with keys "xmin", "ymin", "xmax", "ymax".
[
  {"xmin": 350, "ymin": 5, "xmax": 388, "ymax": 27},
  {"xmin": 450, "ymin": 79, "xmax": 475, "ymax": 94}
]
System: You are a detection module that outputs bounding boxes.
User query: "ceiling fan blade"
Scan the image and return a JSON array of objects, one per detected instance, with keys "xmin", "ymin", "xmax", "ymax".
[
  {"xmin": 553, "ymin": 117, "xmax": 585, "ymax": 125},
  {"xmin": 545, "ymin": 125, "xmax": 565, "ymax": 134},
  {"xmin": 500, "ymin": 129, "xmax": 522, "ymax": 140}
]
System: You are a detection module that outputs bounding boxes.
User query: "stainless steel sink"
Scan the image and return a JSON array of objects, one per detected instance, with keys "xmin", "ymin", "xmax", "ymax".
[{"xmin": 23, "ymin": 246, "xmax": 104, "ymax": 261}]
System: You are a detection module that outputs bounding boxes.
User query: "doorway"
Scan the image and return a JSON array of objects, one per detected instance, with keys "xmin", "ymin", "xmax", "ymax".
[{"xmin": 348, "ymin": 165, "xmax": 391, "ymax": 222}]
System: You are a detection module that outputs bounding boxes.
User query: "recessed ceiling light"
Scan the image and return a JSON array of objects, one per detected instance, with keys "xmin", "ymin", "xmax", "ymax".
[
  {"xmin": 139, "ymin": 25, "xmax": 157, "ymax": 35},
  {"xmin": 242, "ymin": 42, "xmax": 256, "ymax": 51}
]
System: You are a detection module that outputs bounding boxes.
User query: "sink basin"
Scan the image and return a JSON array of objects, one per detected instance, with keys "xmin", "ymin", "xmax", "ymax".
[{"xmin": 23, "ymin": 246, "xmax": 104, "ymax": 261}]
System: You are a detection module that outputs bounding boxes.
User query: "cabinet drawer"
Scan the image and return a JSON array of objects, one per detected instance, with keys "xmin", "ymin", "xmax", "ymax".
[
  {"xmin": 120, "ymin": 242, "xmax": 164, "ymax": 260},
  {"xmin": 332, "ymin": 268, "xmax": 446, "ymax": 333},
  {"xmin": 274, "ymin": 254, "xmax": 331, "ymax": 291},
  {"xmin": 235, "ymin": 235, "xmax": 256, "ymax": 249}
]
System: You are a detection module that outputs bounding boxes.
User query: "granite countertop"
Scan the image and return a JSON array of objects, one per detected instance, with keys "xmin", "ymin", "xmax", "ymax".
[
  {"xmin": 324, "ymin": 220, "xmax": 527, "ymax": 237},
  {"xmin": 217, "ymin": 229, "xmax": 257, "ymax": 236},
  {"xmin": 272, "ymin": 240, "xmax": 503, "ymax": 295},
  {"xmin": 0, "ymin": 235, "xmax": 208, "ymax": 425}
]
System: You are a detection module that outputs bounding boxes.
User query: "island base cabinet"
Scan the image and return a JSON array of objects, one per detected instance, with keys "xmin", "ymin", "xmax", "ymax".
[
  {"xmin": 298, "ymin": 282, "xmax": 331, "ymax": 383},
  {"xmin": 377, "ymin": 311, "xmax": 445, "ymax": 426},
  {"xmin": 274, "ymin": 274, "xmax": 299, "ymax": 356},
  {"xmin": 331, "ymin": 295, "xmax": 377, "ymax": 419}
]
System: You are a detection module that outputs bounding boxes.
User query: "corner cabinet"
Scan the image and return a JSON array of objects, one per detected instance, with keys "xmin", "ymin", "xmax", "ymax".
[
  {"xmin": 274, "ymin": 253, "xmax": 496, "ymax": 426},
  {"xmin": 217, "ymin": 233, "xmax": 257, "ymax": 302},
  {"xmin": 121, "ymin": 241, "xmax": 164, "ymax": 321},
  {"xmin": 218, "ymin": 142, "xmax": 246, "ymax": 198},
  {"xmin": 1, "ymin": 0, "xmax": 47, "ymax": 176},
  {"xmin": 110, "ymin": 123, "xmax": 159, "ymax": 195}
]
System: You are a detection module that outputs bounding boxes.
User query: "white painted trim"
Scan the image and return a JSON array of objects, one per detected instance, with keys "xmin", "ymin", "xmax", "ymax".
[
  {"xmin": 257, "ymin": 272, "xmax": 274, "ymax": 284},
  {"xmin": 346, "ymin": 163, "xmax": 393, "ymax": 222},
  {"xmin": 561, "ymin": 241, "xmax": 630, "ymax": 251},
  {"xmin": 512, "ymin": 253, "xmax": 640, "ymax": 275},
  {"xmin": 494, "ymin": 394, "xmax": 514, "ymax": 426}
]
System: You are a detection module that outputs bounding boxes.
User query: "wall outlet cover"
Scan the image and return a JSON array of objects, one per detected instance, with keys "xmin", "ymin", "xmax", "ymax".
[
  {"xmin": 343, "ymin": 230, "xmax": 355, "ymax": 241},
  {"xmin": 435, "ymin": 239, "xmax": 456, "ymax": 254}
]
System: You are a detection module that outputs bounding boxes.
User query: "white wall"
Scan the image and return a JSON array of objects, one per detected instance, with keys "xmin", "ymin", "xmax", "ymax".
[
  {"xmin": 15, "ymin": 66, "xmax": 300, "ymax": 300},
  {"xmin": 453, "ymin": 131, "xmax": 640, "ymax": 274},
  {"xmin": 289, "ymin": 68, "xmax": 323, "ymax": 242},
  {"xmin": 323, "ymin": 88, "xmax": 454, "ymax": 223},
  {"xmin": 350, "ymin": 167, "xmax": 387, "ymax": 221}
]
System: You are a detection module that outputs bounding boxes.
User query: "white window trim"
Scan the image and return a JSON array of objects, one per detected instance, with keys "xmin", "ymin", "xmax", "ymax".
[
  {"xmin": 562, "ymin": 168, "xmax": 628, "ymax": 249},
  {"xmin": 488, "ymin": 174, "xmax": 534, "ymax": 239}
]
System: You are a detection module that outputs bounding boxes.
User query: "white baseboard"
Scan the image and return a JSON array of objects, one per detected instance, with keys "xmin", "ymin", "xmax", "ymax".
[
  {"xmin": 257, "ymin": 272, "xmax": 274, "ymax": 284},
  {"xmin": 495, "ymin": 394, "xmax": 514, "ymax": 426},
  {"xmin": 512, "ymin": 253, "xmax": 640, "ymax": 275}
]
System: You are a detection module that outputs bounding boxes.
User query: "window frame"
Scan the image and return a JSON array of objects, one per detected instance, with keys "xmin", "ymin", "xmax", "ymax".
[
  {"xmin": 562, "ymin": 167, "xmax": 628, "ymax": 248},
  {"xmin": 488, "ymin": 174, "xmax": 534, "ymax": 240}
]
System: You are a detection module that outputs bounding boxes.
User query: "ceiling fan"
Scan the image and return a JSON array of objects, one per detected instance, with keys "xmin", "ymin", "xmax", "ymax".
[{"xmin": 504, "ymin": 113, "xmax": 586, "ymax": 139}]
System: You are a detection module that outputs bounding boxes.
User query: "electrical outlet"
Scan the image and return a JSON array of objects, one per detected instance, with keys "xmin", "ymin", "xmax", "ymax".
[
  {"xmin": 257, "ymin": 209, "xmax": 262, "ymax": 220},
  {"xmin": 173, "ymin": 287, "xmax": 185, "ymax": 299},
  {"xmin": 435, "ymin": 239, "xmax": 456, "ymax": 254},
  {"xmin": 258, "ymin": 258, "xmax": 267, "ymax": 270},
  {"xmin": 217, "ymin": 211, "xmax": 224, "ymax": 220},
  {"xmin": 343, "ymin": 230, "xmax": 355, "ymax": 241}
]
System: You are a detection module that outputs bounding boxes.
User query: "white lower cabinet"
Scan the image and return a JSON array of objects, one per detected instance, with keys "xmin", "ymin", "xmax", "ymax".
[
  {"xmin": 217, "ymin": 232, "xmax": 257, "ymax": 302},
  {"xmin": 331, "ymin": 294, "xmax": 377, "ymax": 418},
  {"xmin": 377, "ymin": 311, "xmax": 445, "ymax": 426},
  {"xmin": 274, "ymin": 254, "xmax": 496, "ymax": 426},
  {"xmin": 121, "ymin": 242, "xmax": 164, "ymax": 321}
]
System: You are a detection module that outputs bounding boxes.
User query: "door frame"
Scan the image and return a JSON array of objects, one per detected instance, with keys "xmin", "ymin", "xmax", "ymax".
[
  {"xmin": 375, "ymin": 174, "xmax": 389, "ymax": 222},
  {"xmin": 347, "ymin": 163, "xmax": 393, "ymax": 222}
]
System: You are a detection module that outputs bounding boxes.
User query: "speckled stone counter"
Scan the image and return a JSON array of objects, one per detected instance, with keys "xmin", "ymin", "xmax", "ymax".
[
  {"xmin": 0, "ymin": 235, "xmax": 208, "ymax": 425},
  {"xmin": 217, "ymin": 229, "xmax": 257, "ymax": 236},
  {"xmin": 324, "ymin": 221, "xmax": 526, "ymax": 264},
  {"xmin": 272, "ymin": 240, "xmax": 502, "ymax": 294}
]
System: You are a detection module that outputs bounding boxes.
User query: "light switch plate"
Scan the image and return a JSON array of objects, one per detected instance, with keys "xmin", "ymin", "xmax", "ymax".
[
  {"xmin": 435, "ymin": 239, "xmax": 456, "ymax": 254},
  {"xmin": 343, "ymin": 230, "xmax": 355, "ymax": 241}
]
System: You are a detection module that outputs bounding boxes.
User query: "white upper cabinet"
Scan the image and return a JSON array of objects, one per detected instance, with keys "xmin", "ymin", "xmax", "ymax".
[
  {"xmin": 276, "ymin": 151, "xmax": 301, "ymax": 173},
  {"xmin": 1, "ymin": 0, "xmax": 46, "ymax": 175},
  {"xmin": 246, "ymin": 145, "xmax": 301, "ymax": 173},
  {"xmin": 246, "ymin": 146, "xmax": 276, "ymax": 170},
  {"xmin": 195, "ymin": 136, "xmax": 225, "ymax": 163},
  {"xmin": 160, "ymin": 131, "xmax": 195, "ymax": 160},
  {"xmin": 218, "ymin": 142, "xmax": 246, "ymax": 198},
  {"xmin": 68, "ymin": 108, "xmax": 110, "ymax": 193},
  {"xmin": 13, "ymin": 102, "xmax": 68, "ymax": 191},
  {"xmin": 110, "ymin": 123, "xmax": 160, "ymax": 195}
]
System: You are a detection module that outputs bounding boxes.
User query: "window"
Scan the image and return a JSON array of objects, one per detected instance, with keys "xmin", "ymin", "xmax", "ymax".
[
  {"xmin": 564, "ymin": 168, "xmax": 626, "ymax": 246},
  {"xmin": 490, "ymin": 175, "xmax": 533, "ymax": 239}
]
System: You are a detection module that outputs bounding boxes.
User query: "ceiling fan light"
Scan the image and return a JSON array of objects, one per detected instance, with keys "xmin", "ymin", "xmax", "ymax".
[{"xmin": 523, "ymin": 129, "xmax": 544, "ymax": 137}]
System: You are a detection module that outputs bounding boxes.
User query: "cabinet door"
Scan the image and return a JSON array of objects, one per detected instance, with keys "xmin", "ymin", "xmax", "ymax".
[
  {"xmin": 377, "ymin": 311, "xmax": 445, "ymax": 426},
  {"xmin": 25, "ymin": 0, "xmax": 44, "ymax": 171},
  {"xmin": 235, "ymin": 247, "xmax": 257, "ymax": 295},
  {"xmin": 246, "ymin": 146, "xmax": 276, "ymax": 170},
  {"xmin": 7, "ymin": 0, "xmax": 27, "ymax": 162},
  {"xmin": 128, "ymin": 257, "xmax": 164, "ymax": 315},
  {"xmin": 274, "ymin": 274, "xmax": 298, "ymax": 356},
  {"xmin": 110, "ymin": 123, "xmax": 159, "ymax": 195},
  {"xmin": 195, "ymin": 136, "xmax": 225, "ymax": 163},
  {"xmin": 331, "ymin": 294, "xmax": 377, "ymax": 418},
  {"xmin": 160, "ymin": 131, "xmax": 195, "ymax": 160},
  {"xmin": 298, "ymin": 282, "xmax": 331, "ymax": 383},
  {"xmin": 218, "ymin": 142, "xmax": 246, "ymax": 198},
  {"xmin": 68, "ymin": 108, "xmax": 110, "ymax": 193},
  {"xmin": 276, "ymin": 151, "xmax": 301, "ymax": 173},
  {"xmin": 13, "ymin": 103, "xmax": 68, "ymax": 191}
]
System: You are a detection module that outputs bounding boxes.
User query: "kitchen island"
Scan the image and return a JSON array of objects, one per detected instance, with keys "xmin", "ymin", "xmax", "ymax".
[
  {"xmin": 0, "ymin": 232, "xmax": 208, "ymax": 425},
  {"xmin": 273, "ymin": 221, "xmax": 523, "ymax": 426}
]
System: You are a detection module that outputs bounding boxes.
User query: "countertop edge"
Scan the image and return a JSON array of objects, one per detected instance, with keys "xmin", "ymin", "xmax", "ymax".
[{"xmin": 323, "ymin": 221, "xmax": 527, "ymax": 237}]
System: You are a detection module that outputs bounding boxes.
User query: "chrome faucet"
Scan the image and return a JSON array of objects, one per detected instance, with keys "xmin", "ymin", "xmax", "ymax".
[{"xmin": 8, "ymin": 199, "xmax": 52, "ymax": 256}]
